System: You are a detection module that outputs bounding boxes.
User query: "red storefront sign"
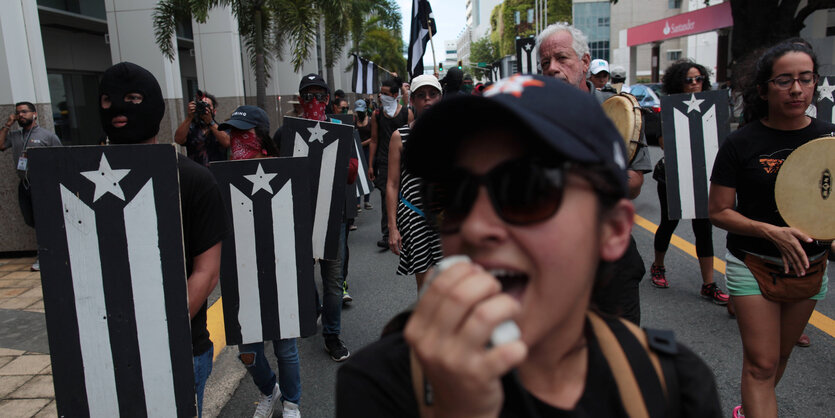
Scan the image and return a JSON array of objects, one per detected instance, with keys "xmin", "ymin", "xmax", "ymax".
[{"xmin": 627, "ymin": 2, "xmax": 733, "ymax": 47}]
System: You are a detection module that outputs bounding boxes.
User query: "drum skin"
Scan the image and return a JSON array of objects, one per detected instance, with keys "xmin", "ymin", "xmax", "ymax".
[
  {"xmin": 602, "ymin": 93, "xmax": 641, "ymax": 163},
  {"xmin": 775, "ymin": 136, "xmax": 835, "ymax": 240}
]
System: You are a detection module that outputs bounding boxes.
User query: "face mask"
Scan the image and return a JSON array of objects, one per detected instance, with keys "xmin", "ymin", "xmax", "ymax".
[
  {"xmin": 302, "ymin": 98, "xmax": 328, "ymax": 121},
  {"xmin": 356, "ymin": 111, "xmax": 366, "ymax": 121},
  {"xmin": 99, "ymin": 62, "xmax": 165, "ymax": 144},
  {"xmin": 380, "ymin": 94, "xmax": 398, "ymax": 117},
  {"xmin": 462, "ymin": 83, "xmax": 474, "ymax": 93},
  {"xmin": 230, "ymin": 130, "xmax": 265, "ymax": 160}
]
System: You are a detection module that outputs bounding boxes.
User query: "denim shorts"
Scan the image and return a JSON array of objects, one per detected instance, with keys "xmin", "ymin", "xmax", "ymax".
[{"xmin": 724, "ymin": 251, "xmax": 828, "ymax": 300}]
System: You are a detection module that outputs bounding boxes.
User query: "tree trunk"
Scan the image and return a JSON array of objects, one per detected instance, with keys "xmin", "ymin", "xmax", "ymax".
[{"xmin": 255, "ymin": 7, "xmax": 266, "ymax": 109}]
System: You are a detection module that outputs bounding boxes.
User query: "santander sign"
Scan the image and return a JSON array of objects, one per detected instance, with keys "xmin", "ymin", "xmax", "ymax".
[{"xmin": 627, "ymin": 2, "xmax": 732, "ymax": 47}]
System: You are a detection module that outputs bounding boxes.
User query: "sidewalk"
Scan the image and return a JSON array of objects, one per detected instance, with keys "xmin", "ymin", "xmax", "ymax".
[{"xmin": 0, "ymin": 256, "xmax": 56, "ymax": 418}]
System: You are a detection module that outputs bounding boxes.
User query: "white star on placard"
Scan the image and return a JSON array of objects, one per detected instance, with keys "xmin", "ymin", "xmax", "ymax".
[
  {"xmin": 684, "ymin": 93, "xmax": 704, "ymax": 113},
  {"xmin": 244, "ymin": 163, "xmax": 277, "ymax": 195},
  {"xmin": 524, "ymin": 42, "xmax": 532, "ymax": 51},
  {"xmin": 307, "ymin": 122, "xmax": 328, "ymax": 143},
  {"xmin": 817, "ymin": 77, "xmax": 834, "ymax": 102},
  {"xmin": 81, "ymin": 154, "xmax": 131, "ymax": 202}
]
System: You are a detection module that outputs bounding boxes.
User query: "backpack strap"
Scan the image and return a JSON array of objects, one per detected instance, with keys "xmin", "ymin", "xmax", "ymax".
[{"xmin": 587, "ymin": 311, "xmax": 677, "ymax": 418}]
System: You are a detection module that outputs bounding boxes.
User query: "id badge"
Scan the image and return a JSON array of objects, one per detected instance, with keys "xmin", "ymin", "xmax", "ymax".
[{"xmin": 17, "ymin": 156, "xmax": 28, "ymax": 171}]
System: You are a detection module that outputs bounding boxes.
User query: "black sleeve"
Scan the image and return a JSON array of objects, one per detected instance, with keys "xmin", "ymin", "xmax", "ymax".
[
  {"xmin": 336, "ymin": 332, "xmax": 419, "ymax": 418},
  {"xmin": 272, "ymin": 127, "xmax": 282, "ymax": 156},
  {"xmin": 675, "ymin": 344, "xmax": 722, "ymax": 418},
  {"xmin": 709, "ymin": 132, "xmax": 740, "ymax": 188},
  {"xmin": 179, "ymin": 157, "xmax": 230, "ymax": 260}
]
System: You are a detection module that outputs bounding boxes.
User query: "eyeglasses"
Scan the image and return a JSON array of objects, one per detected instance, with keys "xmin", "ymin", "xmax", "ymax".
[
  {"xmin": 768, "ymin": 73, "xmax": 818, "ymax": 90},
  {"xmin": 300, "ymin": 92, "xmax": 329, "ymax": 102},
  {"xmin": 425, "ymin": 159, "xmax": 567, "ymax": 233},
  {"xmin": 685, "ymin": 75, "xmax": 705, "ymax": 84},
  {"xmin": 413, "ymin": 90, "xmax": 441, "ymax": 100}
]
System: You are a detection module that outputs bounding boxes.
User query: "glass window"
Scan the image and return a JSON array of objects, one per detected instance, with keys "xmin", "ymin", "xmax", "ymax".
[
  {"xmin": 573, "ymin": 2, "xmax": 610, "ymax": 60},
  {"xmin": 38, "ymin": 0, "xmax": 106, "ymax": 20},
  {"xmin": 668, "ymin": 0, "xmax": 682, "ymax": 9},
  {"xmin": 666, "ymin": 50, "xmax": 682, "ymax": 61},
  {"xmin": 47, "ymin": 71, "xmax": 104, "ymax": 145}
]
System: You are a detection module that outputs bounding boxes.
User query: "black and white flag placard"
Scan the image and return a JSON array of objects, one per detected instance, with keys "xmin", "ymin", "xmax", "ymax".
[
  {"xmin": 28, "ymin": 145, "xmax": 195, "ymax": 417},
  {"xmin": 279, "ymin": 117, "xmax": 352, "ymax": 260},
  {"xmin": 327, "ymin": 113, "xmax": 373, "ymax": 197},
  {"xmin": 211, "ymin": 158, "xmax": 318, "ymax": 344},
  {"xmin": 661, "ymin": 90, "xmax": 731, "ymax": 220},
  {"xmin": 815, "ymin": 76, "xmax": 834, "ymax": 123},
  {"xmin": 516, "ymin": 37, "xmax": 536, "ymax": 74}
]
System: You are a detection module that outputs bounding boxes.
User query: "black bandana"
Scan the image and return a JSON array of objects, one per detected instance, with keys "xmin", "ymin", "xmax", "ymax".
[{"xmin": 99, "ymin": 62, "xmax": 165, "ymax": 144}]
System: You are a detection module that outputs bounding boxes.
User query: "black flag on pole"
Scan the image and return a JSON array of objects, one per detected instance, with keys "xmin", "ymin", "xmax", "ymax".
[
  {"xmin": 28, "ymin": 145, "xmax": 195, "ymax": 417},
  {"xmin": 279, "ymin": 117, "xmax": 352, "ymax": 260},
  {"xmin": 211, "ymin": 158, "xmax": 318, "ymax": 344},
  {"xmin": 352, "ymin": 55, "xmax": 379, "ymax": 94},
  {"xmin": 660, "ymin": 90, "xmax": 731, "ymax": 220},
  {"xmin": 515, "ymin": 37, "xmax": 536, "ymax": 74},
  {"xmin": 407, "ymin": 0, "xmax": 436, "ymax": 78},
  {"xmin": 815, "ymin": 75, "xmax": 834, "ymax": 123}
]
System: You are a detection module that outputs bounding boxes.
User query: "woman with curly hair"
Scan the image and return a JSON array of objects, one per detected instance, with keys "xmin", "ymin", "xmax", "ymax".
[
  {"xmin": 650, "ymin": 60, "xmax": 729, "ymax": 306},
  {"xmin": 710, "ymin": 42, "xmax": 832, "ymax": 418}
]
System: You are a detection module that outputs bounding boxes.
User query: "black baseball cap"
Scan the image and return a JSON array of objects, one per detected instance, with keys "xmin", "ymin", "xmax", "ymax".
[
  {"xmin": 299, "ymin": 73, "xmax": 329, "ymax": 93},
  {"xmin": 219, "ymin": 105, "xmax": 269, "ymax": 131},
  {"xmin": 406, "ymin": 74, "xmax": 628, "ymax": 198}
]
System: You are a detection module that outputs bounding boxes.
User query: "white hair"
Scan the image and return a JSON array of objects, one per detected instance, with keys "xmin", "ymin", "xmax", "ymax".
[{"xmin": 534, "ymin": 22, "xmax": 590, "ymax": 62}]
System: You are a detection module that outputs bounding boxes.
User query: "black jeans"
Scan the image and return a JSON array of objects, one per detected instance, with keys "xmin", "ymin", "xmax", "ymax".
[
  {"xmin": 373, "ymin": 169, "xmax": 388, "ymax": 240},
  {"xmin": 593, "ymin": 236, "xmax": 645, "ymax": 325},
  {"xmin": 18, "ymin": 180, "xmax": 35, "ymax": 227}
]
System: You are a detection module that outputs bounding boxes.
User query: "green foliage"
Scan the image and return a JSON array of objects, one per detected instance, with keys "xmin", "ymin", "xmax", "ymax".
[
  {"xmin": 489, "ymin": 0, "xmax": 572, "ymax": 56},
  {"xmin": 469, "ymin": 37, "xmax": 500, "ymax": 79}
]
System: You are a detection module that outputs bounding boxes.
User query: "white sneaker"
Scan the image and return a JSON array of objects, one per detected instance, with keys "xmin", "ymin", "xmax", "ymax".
[
  {"xmin": 253, "ymin": 383, "xmax": 280, "ymax": 418},
  {"xmin": 282, "ymin": 400, "xmax": 301, "ymax": 418},
  {"xmin": 31, "ymin": 259, "xmax": 39, "ymax": 272}
]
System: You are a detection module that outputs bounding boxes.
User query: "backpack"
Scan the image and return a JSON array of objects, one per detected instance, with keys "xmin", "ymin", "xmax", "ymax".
[{"xmin": 406, "ymin": 311, "xmax": 680, "ymax": 418}]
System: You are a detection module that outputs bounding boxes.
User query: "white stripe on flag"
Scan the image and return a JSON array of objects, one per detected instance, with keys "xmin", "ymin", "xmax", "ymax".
[
  {"xmin": 410, "ymin": 29, "xmax": 428, "ymax": 74},
  {"xmin": 123, "ymin": 179, "xmax": 177, "ymax": 416},
  {"xmin": 231, "ymin": 185, "xmax": 262, "ymax": 344},
  {"xmin": 313, "ymin": 141, "xmax": 338, "ymax": 259},
  {"xmin": 294, "ymin": 133, "xmax": 309, "ymax": 158},
  {"xmin": 673, "ymin": 108, "xmax": 696, "ymax": 219},
  {"xmin": 273, "ymin": 181, "xmax": 300, "ymax": 338},
  {"xmin": 60, "ymin": 185, "xmax": 120, "ymax": 416},
  {"xmin": 365, "ymin": 61, "xmax": 374, "ymax": 94},
  {"xmin": 354, "ymin": 138, "xmax": 370, "ymax": 196},
  {"xmin": 702, "ymin": 105, "xmax": 720, "ymax": 201}
]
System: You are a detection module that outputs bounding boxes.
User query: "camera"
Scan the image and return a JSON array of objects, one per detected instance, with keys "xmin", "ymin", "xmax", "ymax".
[{"xmin": 193, "ymin": 90, "xmax": 210, "ymax": 125}]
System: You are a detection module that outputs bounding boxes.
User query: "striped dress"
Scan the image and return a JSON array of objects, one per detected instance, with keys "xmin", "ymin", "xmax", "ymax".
[{"xmin": 395, "ymin": 126, "xmax": 443, "ymax": 275}]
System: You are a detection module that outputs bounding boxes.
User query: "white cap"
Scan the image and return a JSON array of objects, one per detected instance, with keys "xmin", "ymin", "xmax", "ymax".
[
  {"xmin": 590, "ymin": 59, "xmax": 610, "ymax": 75},
  {"xmin": 410, "ymin": 74, "xmax": 442, "ymax": 94}
]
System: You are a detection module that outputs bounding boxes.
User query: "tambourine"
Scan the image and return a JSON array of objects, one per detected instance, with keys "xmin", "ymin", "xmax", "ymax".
[
  {"xmin": 775, "ymin": 136, "xmax": 835, "ymax": 240},
  {"xmin": 601, "ymin": 93, "xmax": 642, "ymax": 163}
]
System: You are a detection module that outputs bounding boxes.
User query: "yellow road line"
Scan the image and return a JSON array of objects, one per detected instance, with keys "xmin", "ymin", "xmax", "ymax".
[
  {"xmin": 633, "ymin": 214, "xmax": 833, "ymax": 339},
  {"xmin": 206, "ymin": 298, "xmax": 226, "ymax": 361}
]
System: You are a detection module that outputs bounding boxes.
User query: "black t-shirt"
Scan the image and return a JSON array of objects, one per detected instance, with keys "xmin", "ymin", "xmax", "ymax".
[
  {"xmin": 374, "ymin": 107, "xmax": 409, "ymax": 171},
  {"xmin": 177, "ymin": 154, "xmax": 230, "ymax": 355},
  {"xmin": 711, "ymin": 118, "xmax": 835, "ymax": 257},
  {"xmin": 336, "ymin": 315, "xmax": 721, "ymax": 418}
]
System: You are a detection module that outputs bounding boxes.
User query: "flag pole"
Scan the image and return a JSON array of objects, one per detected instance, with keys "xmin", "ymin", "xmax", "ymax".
[
  {"xmin": 352, "ymin": 53, "xmax": 395, "ymax": 76},
  {"xmin": 427, "ymin": 17, "xmax": 437, "ymax": 74}
]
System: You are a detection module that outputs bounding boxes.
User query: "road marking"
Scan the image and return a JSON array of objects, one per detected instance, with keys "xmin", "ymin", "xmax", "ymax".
[
  {"xmin": 633, "ymin": 214, "xmax": 834, "ymax": 339},
  {"xmin": 206, "ymin": 298, "xmax": 226, "ymax": 361}
]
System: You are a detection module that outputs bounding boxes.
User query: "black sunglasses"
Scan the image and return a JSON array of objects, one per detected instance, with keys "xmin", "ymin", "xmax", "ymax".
[
  {"xmin": 425, "ymin": 159, "xmax": 568, "ymax": 233},
  {"xmin": 300, "ymin": 92, "xmax": 329, "ymax": 102},
  {"xmin": 685, "ymin": 75, "xmax": 705, "ymax": 84}
]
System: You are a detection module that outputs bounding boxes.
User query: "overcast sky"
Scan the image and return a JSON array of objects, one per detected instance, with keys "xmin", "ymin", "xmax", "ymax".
[{"xmin": 396, "ymin": 0, "xmax": 468, "ymax": 65}]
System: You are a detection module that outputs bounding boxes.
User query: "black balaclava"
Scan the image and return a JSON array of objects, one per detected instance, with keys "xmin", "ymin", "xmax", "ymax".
[{"xmin": 99, "ymin": 62, "xmax": 165, "ymax": 144}]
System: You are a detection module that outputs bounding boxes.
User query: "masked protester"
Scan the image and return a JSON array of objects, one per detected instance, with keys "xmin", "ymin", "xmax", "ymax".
[
  {"xmin": 98, "ymin": 62, "xmax": 229, "ymax": 418},
  {"xmin": 354, "ymin": 99, "xmax": 372, "ymax": 210},
  {"xmin": 174, "ymin": 90, "xmax": 230, "ymax": 168}
]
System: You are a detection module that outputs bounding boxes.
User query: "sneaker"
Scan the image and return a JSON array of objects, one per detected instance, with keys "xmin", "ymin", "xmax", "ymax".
[
  {"xmin": 356, "ymin": 204, "xmax": 362, "ymax": 213},
  {"xmin": 253, "ymin": 383, "xmax": 279, "ymax": 418},
  {"xmin": 700, "ymin": 282, "xmax": 729, "ymax": 305},
  {"xmin": 31, "ymin": 259, "xmax": 40, "ymax": 272},
  {"xmin": 349, "ymin": 224, "xmax": 358, "ymax": 231},
  {"xmin": 342, "ymin": 291, "xmax": 353, "ymax": 304},
  {"xmin": 650, "ymin": 264, "xmax": 668, "ymax": 288},
  {"xmin": 364, "ymin": 202, "xmax": 373, "ymax": 210},
  {"xmin": 324, "ymin": 334, "xmax": 350, "ymax": 362},
  {"xmin": 796, "ymin": 333, "xmax": 811, "ymax": 347},
  {"xmin": 376, "ymin": 239, "xmax": 388, "ymax": 249},
  {"xmin": 732, "ymin": 405, "xmax": 745, "ymax": 418},
  {"xmin": 282, "ymin": 400, "xmax": 301, "ymax": 418}
]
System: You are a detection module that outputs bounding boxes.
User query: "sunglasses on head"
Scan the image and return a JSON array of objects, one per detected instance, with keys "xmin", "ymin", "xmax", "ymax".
[
  {"xmin": 425, "ymin": 158, "xmax": 570, "ymax": 234},
  {"xmin": 300, "ymin": 92, "xmax": 329, "ymax": 102},
  {"xmin": 685, "ymin": 75, "xmax": 705, "ymax": 84}
]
